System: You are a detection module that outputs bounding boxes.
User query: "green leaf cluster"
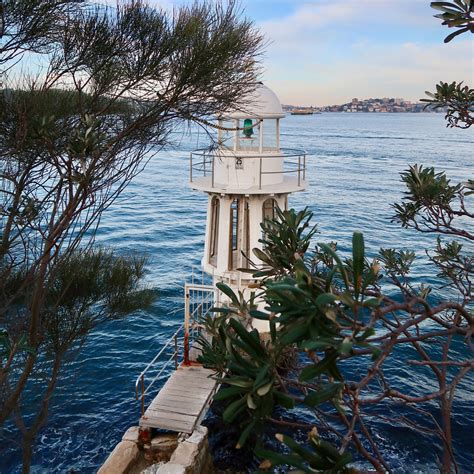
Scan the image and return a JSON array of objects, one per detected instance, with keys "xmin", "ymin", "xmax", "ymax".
[
  {"xmin": 198, "ymin": 210, "xmax": 384, "ymax": 470},
  {"xmin": 392, "ymin": 165, "xmax": 464, "ymax": 228},
  {"xmin": 431, "ymin": 1, "xmax": 473, "ymax": 43},
  {"xmin": 422, "ymin": 81, "xmax": 474, "ymax": 129},
  {"xmin": 254, "ymin": 207, "xmax": 317, "ymax": 278},
  {"xmin": 256, "ymin": 431, "xmax": 354, "ymax": 473}
]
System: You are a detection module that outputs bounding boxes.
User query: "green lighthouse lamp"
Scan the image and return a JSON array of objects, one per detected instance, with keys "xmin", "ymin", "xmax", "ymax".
[{"xmin": 242, "ymin": 118, "xmax": 254, "ymax": 138}]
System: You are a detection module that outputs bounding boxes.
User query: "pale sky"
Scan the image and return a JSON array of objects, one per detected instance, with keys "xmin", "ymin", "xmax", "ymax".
[{"xmin": 101, "ymin": 1, "xmax": 474, "ymax": 105}]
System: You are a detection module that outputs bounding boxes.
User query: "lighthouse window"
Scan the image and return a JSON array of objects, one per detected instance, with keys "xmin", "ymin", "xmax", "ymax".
[
  {"xmin": 231, "ymin": 198, "xmax": 239, "ymax": 251},
  {"xmin": 209, "ymin": 197, "xmax": 220, "ymax": 265},
  {"xmin": 228, "ymin": 198, "xmax": 250, "ymax": 270},
  {"xmin": 262, "ymin": 119, "xmax": 277, "ymax": 151},
  {"xmin": 263, "ymin": 198, "xmax": 278, "ymax": 221},
  {"xmin": 218, "ymin": 119, "xmax": 235, "ymax": 150},
  {"xmin": 237, "ymin": 119, "xmax": 260, "ymax": 152},
  {"xmin": 243, "ymin": 200, "xmax": 250, "ymax": 268}
]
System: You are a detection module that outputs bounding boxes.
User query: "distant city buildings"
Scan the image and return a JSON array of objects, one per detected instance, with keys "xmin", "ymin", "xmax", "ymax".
[{"xmin": 283, "ymin": 97, "xmax": 444, "ymax": 114}]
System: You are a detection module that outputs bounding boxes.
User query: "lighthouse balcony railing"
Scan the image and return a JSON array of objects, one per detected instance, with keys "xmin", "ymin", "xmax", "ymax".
[{"xmin": 189, "ymin": 147, "xmax": 307, "ymax": 190}]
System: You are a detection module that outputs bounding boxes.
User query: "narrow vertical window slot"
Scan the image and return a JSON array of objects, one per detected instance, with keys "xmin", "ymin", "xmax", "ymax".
[{"xmin": 209, "ymin": 197, "xmax": 220, "ymax": 266}]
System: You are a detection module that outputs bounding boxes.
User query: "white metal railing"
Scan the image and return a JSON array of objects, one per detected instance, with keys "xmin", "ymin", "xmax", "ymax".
[
  {"xmin": 189, "ymin": 147, "xmax": 307, "ymax": 189},
  {"xmin": 135, "ymin": 283, "xmax": 216, "ymax": 416},
  {"xmin": 183, "ymin": 283, "xmax": 216, "ymax": 365},
  {"xmin": 135, "ymin": 323, "xmax": 184, "ymax": 416}
]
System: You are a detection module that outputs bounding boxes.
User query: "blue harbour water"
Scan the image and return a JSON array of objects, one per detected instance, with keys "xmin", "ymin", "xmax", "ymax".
[{"xmin": 1, "ymin": 113, "xmax": 473, "ymax": 473}]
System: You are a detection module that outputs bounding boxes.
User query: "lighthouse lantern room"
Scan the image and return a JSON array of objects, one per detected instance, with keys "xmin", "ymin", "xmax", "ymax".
[{"xmin": 189, "ymin": 82, "xmax": 308, "ymax": 331}]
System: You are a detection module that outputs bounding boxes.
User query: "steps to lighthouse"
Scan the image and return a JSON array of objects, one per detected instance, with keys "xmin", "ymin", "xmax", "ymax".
[{"xmin": 139, "ymin": 365, "xmax": 217, "ymax": 434}]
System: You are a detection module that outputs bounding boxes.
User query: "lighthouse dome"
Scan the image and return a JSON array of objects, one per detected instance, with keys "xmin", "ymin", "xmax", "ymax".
[{"xmin": 224, "ymin": 82, "xmax": 285, "ymax": 119}]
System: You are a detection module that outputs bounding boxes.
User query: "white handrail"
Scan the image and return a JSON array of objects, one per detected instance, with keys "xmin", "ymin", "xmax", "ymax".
[{"xmin": 135, "ymin": 285, "xmax": 216, "ymax": 416}]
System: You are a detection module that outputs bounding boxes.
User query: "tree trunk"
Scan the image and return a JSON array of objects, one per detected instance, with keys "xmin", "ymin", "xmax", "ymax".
[
  {"xmin": 440, "ymin": 395, "xmax": 454, "ymax": 473},
  {"xmin": 22, "ymin": 433, "xmax": 34, "ymax": 474}
]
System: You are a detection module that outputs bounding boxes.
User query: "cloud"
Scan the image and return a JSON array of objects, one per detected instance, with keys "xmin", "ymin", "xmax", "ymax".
[
  {"xmin": 267, "ymin": 39, "xmax": 473, "ymax": 105},
  {"xmin": 257, "ymin": 0, "xmax": 472, "ymax": 104}
]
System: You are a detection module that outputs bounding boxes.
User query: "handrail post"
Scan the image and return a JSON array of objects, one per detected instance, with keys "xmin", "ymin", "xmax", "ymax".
[
  {"xmin": 183, "ymin": 286, "xmax": 190, "ymax": 366},
  {"xmin": 303, "ymin": 153, "xmax": 306, "ymax": 181}
]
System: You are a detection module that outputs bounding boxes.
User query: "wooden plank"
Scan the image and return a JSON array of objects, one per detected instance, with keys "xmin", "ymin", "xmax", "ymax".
[
  {"xmin": 151, "ymin": 394, "xmax": 206, "ymax": 407},
  {"xmin": 171, "ymin": 374, "xmax": 215, "ymax": 385},
  {"xmin": 165, "ymin": 381, "xmax": 215, "ymax": 391},
  {"xmin": 140, "ymin": 418, "xmax": 194, "ymax": 433},
  {"xmin": 151, "ymin": 404, "xmax": 202, "ymax": 417},
  {"xmin": 164, "ymin": 380, "xmax": 214, "ymax": 391},
  {"xmin": 169, "ymin": 371, "xmax": 215, "ymax": 382},
  {"xmin": 151, "ymin": 394, "xmax": 206, "ymax": 406},
  {"xmin": 161, "ymin": 382, "xmax": 215, "ymax": 395},
  {"xmin": 150, "ymin": 399, "xmax": 204, "ymax": 413},
  {"xmin": 164, "ymin": 372, "xmax": 215, "ymax": 386},
  {"xmin": 145, "ymin": 409, "xmax": 196, "ymax": 423},
  {"xmin": 160, "ymin": 387, "xmax": 212, "ymax": 400},
  {"xmin": 157, "ymin": 393, "xmax": 211, "ymax": 405}
]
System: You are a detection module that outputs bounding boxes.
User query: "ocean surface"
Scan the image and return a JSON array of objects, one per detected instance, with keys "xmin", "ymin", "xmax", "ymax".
[{"xmin": 1, "ymin": 113, "xmax": 473, "ymax": 473}]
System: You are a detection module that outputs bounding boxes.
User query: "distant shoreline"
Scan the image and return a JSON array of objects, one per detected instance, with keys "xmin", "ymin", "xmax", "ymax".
[
  {"xmin": 283, "ymin": 98, "xmax": 445, "ymax": 114},
  {"xmin": 285, "ymin": 110, "xmax": 445, "ymax": 115}
]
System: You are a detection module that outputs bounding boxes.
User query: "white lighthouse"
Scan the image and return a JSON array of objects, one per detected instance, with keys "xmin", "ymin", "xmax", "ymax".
[
  {"xmin": 189, "ymin": 83, "xmax": 308, "ymax": 332},
  {"xmin": 135, "ymin": 84, "xmax": 310, "ymax": 432}
]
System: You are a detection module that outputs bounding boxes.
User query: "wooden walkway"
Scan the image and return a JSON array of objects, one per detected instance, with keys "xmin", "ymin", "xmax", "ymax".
[{"xmin": 139, "ymin": 365, "xmax": 217, "ymax": 433}]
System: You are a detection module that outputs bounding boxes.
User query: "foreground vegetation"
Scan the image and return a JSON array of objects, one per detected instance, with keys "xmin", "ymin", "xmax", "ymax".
[{"xmin": 199, "ymin": 166, "xmax": 473, "ymax": 472}]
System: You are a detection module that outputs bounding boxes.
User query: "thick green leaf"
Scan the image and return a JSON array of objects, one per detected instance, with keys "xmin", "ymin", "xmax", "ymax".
[
  {"xmin": 247, "ymin": 394, "xmax": 257, "ymax": 409},
  {"xmin": 315, "ymin": 292, "xmax": 337, "ymax": 309},
  {"xmin": 315, "ymin": 439, "xmax": 343, "ymax": 461},
  {"xmin": 249, "ymin": 309, "xmax": 270, "ymax": 320},
  {"xmin": 216, "ymin": 282, "xmax": 240, "ymax": 306},
  {"xmin": 253, "ymin": 364, "xmax": 270, "ymax": 390},
  {"xmin": 333, "ymin": 451, "xmax": 353, "ymax": 470},
  {"xmin": 236, "ymin": 420, "xmax": 256, "ymax": 449},
  {"xmin": 280, "ymin": 324, "xmax": 309, "ymax": 345},
  {"xmin": 300, "ymin": 338, "xmax": 337, "ymax": 351},
  {"xmin": 444, "ymin": 26, "xmax": 469, "ymax": 42},
  {"xmin": 214, "ymin": 386, "xmax": 246, "ymax": 401},
  {"xmin": 338, "ymin": 339, "xmax": 353, "ymax": 355},
  {"xmin": 229, "ymin": 318, "xmax": 265, "ymax": 357},
  {"xmin": 254, "ymin": 447, "xmax": 308, "ymax": 471},
  {"xmin": 304, "ymin": 383, "xmax": 342, "ymax": 407},
  {"xmin": 273, "ymin": 390, "xmax": 295, "ymax": 409},
  {"xmin": 257, "ymin": 381, "xmax": 273, "ymax": 396},
  {"xmin": 431, "ymin": 2, "xmax": 465, "ymax": 12},
  {"xmin": 319, "ymin": 242, "xmax": 350, "ymax": 290},
  {"xmin": 300, "ymin": 351, "xmax": 341, "ymax": 382},
  {"xmin": 223, "ymin": 397, "xmax": 247, "ymax": 423},
  {"xmin": 277, "ymin": 434, "xmax": 328, "ymax": 467},
  {"xmin": 218, "ymin": 376, "xmax": 253, "ymax": 388}
]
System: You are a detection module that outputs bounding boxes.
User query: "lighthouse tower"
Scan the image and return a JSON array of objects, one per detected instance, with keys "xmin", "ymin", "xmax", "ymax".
[{"xmin": 189, "ymin": 83, "xmax": 308, "ymax": 331}]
